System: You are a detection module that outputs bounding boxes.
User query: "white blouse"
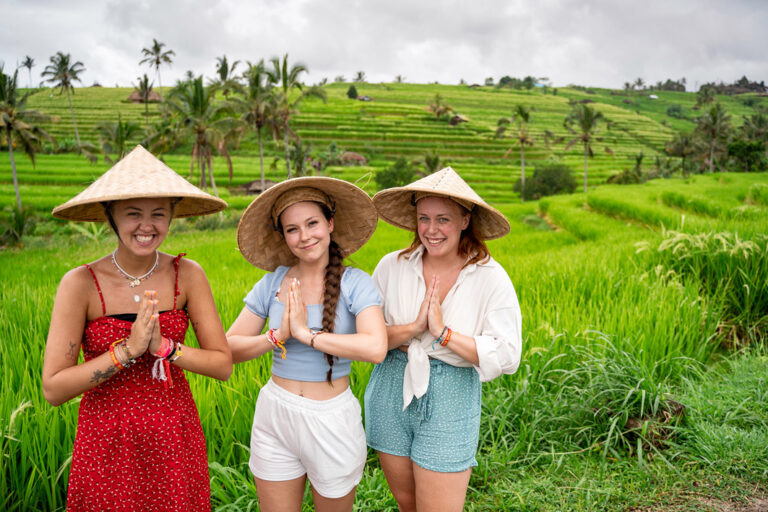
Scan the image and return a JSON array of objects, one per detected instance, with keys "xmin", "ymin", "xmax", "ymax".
[{"xmin": 373, "ymin": 245, "xmax": 522, "ymax": 409}]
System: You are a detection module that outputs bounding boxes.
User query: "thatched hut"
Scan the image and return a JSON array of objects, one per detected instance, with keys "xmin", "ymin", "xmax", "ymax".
[{"xmin": 127, "ymin": 90, "xmax": 162, "ymax": 103}]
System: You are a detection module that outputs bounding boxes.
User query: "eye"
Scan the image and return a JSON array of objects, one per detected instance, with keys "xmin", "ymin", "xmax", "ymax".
[
  {"xmin": 418, "ymin": 216, "xmax": 429, "ymax": 223},
  {"xmin": 438, "ymin": 217, "xmax": 449, "ymax": 223},
  {"xmin": 285, "ymin": 227, "xmax": 297, "ymax": 234},
  {"xmin": 308, "ymin": 220, "xmax": 318, "ymax": 226}
]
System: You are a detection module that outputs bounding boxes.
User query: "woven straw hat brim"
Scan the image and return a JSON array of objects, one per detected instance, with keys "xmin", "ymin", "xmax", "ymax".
[
  {"xmin": 52, "ymin": 145, "xmax": 227, "ymax": 221},
  {"xmin": 372, "ymin": 167, "xmax": 510, "ymax": 240},
  {"xmin": 237, "ymin": 177, "xmax": 378, "ymax": 271}
]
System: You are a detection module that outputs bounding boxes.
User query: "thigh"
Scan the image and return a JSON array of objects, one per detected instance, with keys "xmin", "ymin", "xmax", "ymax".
[
  {"xmin": 364, "ymin": 351, "xmax": 413, "ymax": 457},
  {"xmin": 378, "ymin": 452, "xmax": 417, "ymax": 512},
  {"xmin": 254, "ymin": 475, "xmax": 306, "ymax": 512},
  {"xmin": 311, "ymin": 486, "xmax": 356, "ymax": 512},
  {"xmin": 413, "ymin": 464, "xmax": 472, "ymax": 512}
]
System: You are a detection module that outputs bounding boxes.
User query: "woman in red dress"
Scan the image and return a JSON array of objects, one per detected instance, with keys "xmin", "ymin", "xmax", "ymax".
[{"xmin": 42, "ymin": 145, "xmax": 233, "ymax": 511}]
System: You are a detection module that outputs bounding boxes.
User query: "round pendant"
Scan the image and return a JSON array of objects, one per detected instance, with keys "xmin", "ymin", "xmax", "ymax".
[
  {"xmin": 133, "ymin": 294, "xmax": 140, "ymax": 303},
  {"xmin": 130, "ymin": 279, "xmax": 141, "ymax": 287}
]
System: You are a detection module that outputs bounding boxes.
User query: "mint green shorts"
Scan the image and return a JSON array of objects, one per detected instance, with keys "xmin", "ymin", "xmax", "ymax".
[{"xmin": 364, "ymin": 349, "xmax": 481, "ymax": 473}]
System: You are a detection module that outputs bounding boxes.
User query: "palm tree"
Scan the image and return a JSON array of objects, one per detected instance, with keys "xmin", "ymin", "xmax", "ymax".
[
  {"xmin": 696, "ymin": 86, "xmax": 715, "ymax": 107},
  {"xmin": 496, "ymin": 105, "xmax": 535, "ymax": 202},
  {"xmin": 427, "ymin": 93, "xmax": 452, "ymax": 120},
  {"xmin": 354, "ymin": 71, "xmax": 366, "ymax": 83},
  {"xmin": 395, "ymin": 75, "xmax": 405, "ymax": 83},
  {"xmin": 665, "ymin": 131, "xmax": 695, "ymax": 176},
  {"xmin": 210, "ymin": 55, "xmax": 242, "ymax": 98},
  {"xmin": 235, "ymin": 60, "xmax": 275, "ymax": 190},
  {"xmin": 267, "ymin": 54, "xmax": 326, "ymax": 178},
  {"xmin": 20, "ymin": 56, "xmax": 34, "ymax": 88},
  {"xmin": 634, "ymin": 77, "xmax": 645, "ymax": 91},
  {"xmin": 134, "ymin": 74, "xmax": 154, "ymax": 128},
  {"xmin": 1, "ymin": 66, "xmax": 52, "ymax": 209},
  {"xmin": 41, "ymin": 52, "xmax": 85, "ymax": 146},
  {"xmin": 694, "ymin": 103, "xmax": 732, "ymax": 173},
  {"xmin": 140, "ymin": 39, "xmax": 175, "ymax": 95},
  {"xmin": 564, "ymin": 103, "xmax": 607, "ymax": 193},
  {"xmin": 96, "ymin": 113, "xmax": 143, "ymax": 162},
  {"xmin": 741, "ymin": 112, "xmax": 768, "ymax": 143},
  {"xmin": 166, "ymin": 76, "xmax": 240, "ymax": 194}
]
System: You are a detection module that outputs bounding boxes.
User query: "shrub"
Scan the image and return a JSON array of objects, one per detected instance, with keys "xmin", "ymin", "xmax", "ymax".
[
  {"xmin": 666, "ymin": 104, "xmax": 684, "ymax": 118},
  {"xmin": 727, "ymin": 139, "xmax": 767, "ymax": 173},
  {"xmin": 0, "ymin": 205, "xmax": 37, "ymax": 246},
  {"xmin": 514, "ymin": 162, "xmax": 577, "ymax": 200},
  {"xmin": 346, "ymin": 85, "xmax": 358, "ymax": 100},
  {"xmin": 374, "ymin": 157, "xmax": 415, "ymax": 190}
]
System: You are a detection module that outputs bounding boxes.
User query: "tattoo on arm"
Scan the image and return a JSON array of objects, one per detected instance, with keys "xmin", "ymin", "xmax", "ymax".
[
  {"xmin": 90, "ymin": 365, "xmax": 117, "ymax": 384},
  {"xmin": 66, "ymin": 340, "xmax": 78, "ymax": 360}
]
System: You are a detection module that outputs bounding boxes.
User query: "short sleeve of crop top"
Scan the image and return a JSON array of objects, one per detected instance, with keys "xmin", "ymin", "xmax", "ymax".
[
  {"xmin": 243, "ymin": 267, "xmax": 288, "ymax": 318},
  {"xmin": 339, "ymin": 267, "xmax": 382, "ymax": 316}
]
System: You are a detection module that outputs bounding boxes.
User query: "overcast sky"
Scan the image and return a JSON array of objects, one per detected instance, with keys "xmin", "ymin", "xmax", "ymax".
[{"xmin": 2, "ymin": 0, "xmax": 766, "ymax": 91}]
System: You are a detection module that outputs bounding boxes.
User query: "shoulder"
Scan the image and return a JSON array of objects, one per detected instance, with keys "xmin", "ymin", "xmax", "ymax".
[
  {"xmin": 374, "ymin": 250, "xmax": 408, "ymax": 275},
  {"xmin": 341, "ymin": 266, "xmax": 375, "ymax": 288},
  {"xmin": 59, "ymin": 265, "xmax": 97, "ymax": 294},
  {"xmin": 175, "ymin": 255, "xmax": 208, "ymax": 286},
  {"xmin": 472, "ymin": 257, "xmax": 514, "ymax": 287}
]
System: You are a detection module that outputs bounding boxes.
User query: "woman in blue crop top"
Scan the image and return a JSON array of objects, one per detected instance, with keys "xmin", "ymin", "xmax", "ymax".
[{"xmin": 227, "ymin": 177, "xmax": 387, "ymax": 512}]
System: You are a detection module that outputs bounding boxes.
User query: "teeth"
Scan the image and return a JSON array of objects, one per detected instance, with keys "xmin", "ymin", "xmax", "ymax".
[{"xmin": 136, "ymin": 235, "xmax": 154, "ymax": 242}]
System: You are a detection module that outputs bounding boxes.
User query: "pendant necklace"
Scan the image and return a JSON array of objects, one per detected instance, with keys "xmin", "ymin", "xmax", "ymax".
[{"xmin": 112, "ymin": 249, "xmax": 159, "ymax": 302}]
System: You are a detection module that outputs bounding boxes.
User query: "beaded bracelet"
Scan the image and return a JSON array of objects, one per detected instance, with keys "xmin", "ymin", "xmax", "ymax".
[
  {"xmin": 169, "ymin": 343, "xmax": 183, "ymax": 362},
  {"xmin": 431, "ymin": 326, "xmax": 450, "ymax": 350},
  {"xmin": 440, "ymin": 328, "xmax": 453, "ymax": 347},
  {"xmin": 267, "ymin": 329, "xmax": 287, "ymax": 359},
  {"xmin": 109, "ymin": 341, "xmax": 125, "ymax": 370}
]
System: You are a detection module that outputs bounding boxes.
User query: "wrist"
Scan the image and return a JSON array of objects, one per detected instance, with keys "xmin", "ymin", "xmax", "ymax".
[{"xmin": 295, "ymin": 327, "xmax": 312, "ymax": 345}]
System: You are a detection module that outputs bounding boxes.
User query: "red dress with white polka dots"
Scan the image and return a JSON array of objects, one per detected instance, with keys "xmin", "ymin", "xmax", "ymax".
[{"xmin": 67, "ymin": 254, "xmax": 211, "ymax": 511}]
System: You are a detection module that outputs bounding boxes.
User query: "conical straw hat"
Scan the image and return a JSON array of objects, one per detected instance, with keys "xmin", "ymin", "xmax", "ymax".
[
  {"xmin": 237, "ymin": 176, "xmax": 378, "ymax": 271},
  {"xmin": 52, "ymin": 145, "xmax": 227, "ymax": 221},
  {"xmin": 373, "ymin": 167, "xmax": 510, "ymax": 240}
]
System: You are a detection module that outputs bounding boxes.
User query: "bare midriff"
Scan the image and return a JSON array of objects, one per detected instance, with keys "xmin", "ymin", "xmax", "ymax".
[{"xmin": 271, "ymin": 374, "xmax": 351, "ymax": 400}]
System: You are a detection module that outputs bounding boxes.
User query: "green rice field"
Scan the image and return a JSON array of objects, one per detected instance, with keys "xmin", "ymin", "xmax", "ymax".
[{"xmin": 2, "ymin": 171, "xmax": 768, "ymax": 510}]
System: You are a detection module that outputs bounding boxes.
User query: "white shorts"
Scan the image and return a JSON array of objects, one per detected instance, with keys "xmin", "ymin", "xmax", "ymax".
[{"xmin": 249, "ymin": 378, "xmax": 367, "ymax": 498}]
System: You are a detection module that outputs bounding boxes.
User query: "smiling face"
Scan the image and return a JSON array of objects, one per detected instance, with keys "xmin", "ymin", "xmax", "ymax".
[
  {"xmin": 416, "ymin": 196, "xmax": 470, "ymax": 259},
  {"xmin": 111, "ymin": 198, "xmax": 172, "ymax": 255},
  {"xmin": 280, "ymin": 201, "xmax": 334, "ymax": 265}
]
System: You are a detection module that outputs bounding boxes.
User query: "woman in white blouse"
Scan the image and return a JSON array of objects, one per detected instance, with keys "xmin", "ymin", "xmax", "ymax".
[{"xmin": 364, "ymin": 167, "xmax": 522, "ymax": 512}]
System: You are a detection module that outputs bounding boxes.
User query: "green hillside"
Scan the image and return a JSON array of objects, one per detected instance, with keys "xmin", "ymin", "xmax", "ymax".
[{"xmin": 4, "ymin": 82, "xmax": 766, "ymax": 212}]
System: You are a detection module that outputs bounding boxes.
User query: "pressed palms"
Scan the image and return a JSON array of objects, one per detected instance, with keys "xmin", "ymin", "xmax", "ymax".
[
  {"xmin": 564, "ymin": 103, "xmax": 606, "ymax": 193},
  {"xmin": 140, "ymin": 39, "xmax": 175, "ymax": 95},
  {"xmin": 1, "ymin": 67, "xmax": 52, "ymax": 209},
  {"xmin": 41, "ymin": 51, "xmax": 85, "ymax": 146},
  {"xmin": 210, "ymin": 55, "xmax": 242, "ymax": 98},
  {"xmin": 234, "ymin": 60, "xmax": 275, "ymax": 190},
  {"xmin": 267, "ymin": 54, "xmax": 326, "ymax": 178},
  {"xmin": 166, "ymin": 76, "xmax": 239, "ymax": 194},
  {"xmin": 20, "ymin": 56, "xmax": 35, "ymax": 88},
  {"xmin": 694, "ymin": 103, "xmax": 732, "ymax": 173},
  {"xmin": 496, "ymin": 105, "xmax": 535, "ymax": 202},
  {"xmin": 96, "ymin": 113, "xmax": 143, "ymax": 162},
  {"xmin": 665, "ymin": 132, "xmax": 695, "ymax": 176}
]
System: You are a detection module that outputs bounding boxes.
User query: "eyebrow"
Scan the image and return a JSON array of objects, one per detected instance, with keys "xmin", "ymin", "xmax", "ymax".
[{"xmin": 283, "ymin": 215, "xmax": 321, "ymax": 228}]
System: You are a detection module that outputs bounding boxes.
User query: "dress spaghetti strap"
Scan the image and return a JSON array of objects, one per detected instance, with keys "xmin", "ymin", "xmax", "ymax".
[
  {"xmin": 172, "ymin": 253, "xmax": 186, "ymax": 309},
  {"xmin": 82, "ymin": 264, "xmax": 106, "ymax": 316}
]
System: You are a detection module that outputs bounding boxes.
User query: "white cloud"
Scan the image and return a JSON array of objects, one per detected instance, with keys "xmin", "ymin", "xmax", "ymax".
[{"xmin": 1, "ymin": 0, "xmax": 766, "ymax": 90}]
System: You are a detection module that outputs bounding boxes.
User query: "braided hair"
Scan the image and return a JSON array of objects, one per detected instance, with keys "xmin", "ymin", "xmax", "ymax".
[{"xmin": 321, "ymin": 239, "xmax": 344, "ymax": 383}]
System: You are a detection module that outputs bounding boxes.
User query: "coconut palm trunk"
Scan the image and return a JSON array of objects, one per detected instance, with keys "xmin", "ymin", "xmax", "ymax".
[
  {"xmin": 257, "ymin": 126, "xmax": 266, "ymax": 191},
  {"xmin": 709, "ymin": 142, "xmax": 715, "ymax": 173},
  {"xmin": 584, "ymin": 143, "xmax": 589, "ymax": 193},
  {"xmin": 65, "ymin": 88, "xmax": 81, "ymax": 146},
  {"xmin": 6, "ymin": 131, "xmax": 21, "ymax": 210},
  {"xmin": 284, "ymin": 127, "xmax": 292, "ymax": 178},
  {"xmin": 520, "ymin": 145, "xmax": 526, "ymax": 202}
]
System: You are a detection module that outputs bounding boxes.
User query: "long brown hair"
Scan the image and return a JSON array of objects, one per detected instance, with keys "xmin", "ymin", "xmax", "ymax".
[{"xmin": 399, "ymin": 199, "xmax": 490, "ymax": 267}]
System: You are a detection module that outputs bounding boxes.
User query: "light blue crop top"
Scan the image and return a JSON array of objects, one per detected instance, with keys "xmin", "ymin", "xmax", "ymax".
[{"xmin": 244, "ymin": 265, "xmax": 382, "ymax": 382}]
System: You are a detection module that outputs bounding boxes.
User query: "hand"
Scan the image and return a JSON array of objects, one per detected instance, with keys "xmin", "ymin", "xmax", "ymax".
[
  {"xmin": 276, "ymin": 287, "xmax": 291, "ymax": 342},
  {"xmin": 427, "ymin": 276, "xmax": 445, "ymax": 338},
  {"xmin": 127, "ymin": 290, "xmax": 158, "ymax": 356},
  {"xmin": 288, "ymin": 278, "xmax": 311, "ymax": 344},
  {"xmin": 411, "ymin": 275, "xmax": 435, "ymax": 337},
  {"xmin": 148, "ymin": 311, "xmax": 163, "ymax": 355}
]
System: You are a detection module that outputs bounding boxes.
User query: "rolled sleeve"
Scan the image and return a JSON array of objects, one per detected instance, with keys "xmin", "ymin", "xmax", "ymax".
[{"xmin": 473, "ymin": 306, "xmax": 522, "ymax": 382}]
